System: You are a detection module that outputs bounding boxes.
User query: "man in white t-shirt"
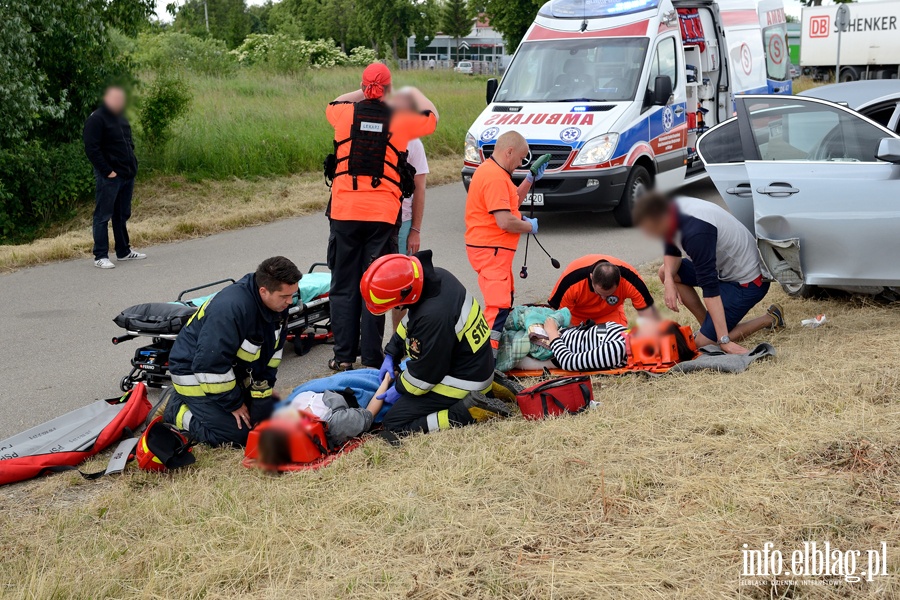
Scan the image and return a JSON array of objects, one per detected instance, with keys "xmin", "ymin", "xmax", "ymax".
[{"xmin": 389, "ymin": 89, "xmax": 430, "ymax": 330}]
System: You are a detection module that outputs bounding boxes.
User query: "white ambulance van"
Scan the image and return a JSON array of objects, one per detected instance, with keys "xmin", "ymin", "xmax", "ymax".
[{"xmin": 461, "ymin": 0, "xmax": 792, "ymax": 226}]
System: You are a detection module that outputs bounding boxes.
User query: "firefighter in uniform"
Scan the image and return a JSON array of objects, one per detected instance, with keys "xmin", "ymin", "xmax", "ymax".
[
  {"xmin": 164, "ymin": 256, "xmax": 302, "ymax": 446},
  {"xmin": 548, "ymin": 254, "xmax": 658, "ymax": 327},
  {"xmin": 464, "ymin": 131, "xmax": 546, "ymax": 356},
  {"xmin": 325, "ymin": 63, "xmax": 438, "ymax": 371},
  {"xmin": 360, "ymin": 250, "xmax": 512, "ymax": 435}
]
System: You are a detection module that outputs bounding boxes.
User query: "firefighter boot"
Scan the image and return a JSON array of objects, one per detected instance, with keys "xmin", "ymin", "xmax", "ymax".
[{"xmin": 463, "ymin": 392, "xmax": 513, "ymax": 422}]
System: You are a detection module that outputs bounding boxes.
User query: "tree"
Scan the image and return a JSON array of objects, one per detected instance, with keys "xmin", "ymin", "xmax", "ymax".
[
  {"xmin": 477, "ymin": 0, "xmax": 543, "ymax": 50},
  {"xmin": 0, "ymin": 0, "xmax": 137, "ymax": 241},
  {"xmin": 442, "ymin": 0, "xmax": 473, "ymax": 61},
  {"xmin": 173, "ymin": 0, "xmax": 253, "ymax": 48},
  {"xmin": 412, "ymin": 0, "xmax": 441, "ymax": 53}
]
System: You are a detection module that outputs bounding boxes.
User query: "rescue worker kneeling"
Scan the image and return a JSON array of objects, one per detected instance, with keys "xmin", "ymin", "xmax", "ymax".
[
  {"xmin": 164, "ymin": 257, "xmax": 302, "ymax": 446},
  {"xmin": 361, "ymin": 251, "xmax": 511, "ymax": 435}
]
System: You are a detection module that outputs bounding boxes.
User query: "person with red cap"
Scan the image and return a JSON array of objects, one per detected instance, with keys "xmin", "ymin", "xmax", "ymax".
[
  {"xmin": 360, "ymin": 250, "xmax": 511, "ymax": 435},
  {"xmin": 324, "ymin": 63, "xmax": 439, "ymax": 373}
]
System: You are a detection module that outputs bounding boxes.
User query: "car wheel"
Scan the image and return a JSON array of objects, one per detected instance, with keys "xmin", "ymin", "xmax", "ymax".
[
  {"xmin": 781, "ymin": 282, "xmax": 817, "ymax": 298},
  {"xmin": 613, "ymin": 165, "xmax": 651, "ymax": 227}
]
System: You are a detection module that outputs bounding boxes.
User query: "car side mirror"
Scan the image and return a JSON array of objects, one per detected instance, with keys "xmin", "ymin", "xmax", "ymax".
[
  {"xmin": 652, "ymin": 75, "xmax": 673, "ymax": 106},
  {"xmin": 486, "ymin": 78, "xmax": 498, "ymax": 105},
  {"xmin": 875, "ymin": 137, "xmax": 900, "ymax": 163}
]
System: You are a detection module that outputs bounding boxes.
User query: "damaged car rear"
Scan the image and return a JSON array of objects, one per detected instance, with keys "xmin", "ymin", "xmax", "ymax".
[{"xmin": 697, "ymin": 94, "xmax": 900, "ymax": 298}]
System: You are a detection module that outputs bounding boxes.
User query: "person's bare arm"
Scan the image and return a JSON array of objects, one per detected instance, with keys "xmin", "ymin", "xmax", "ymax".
[
  {"xmin": 516, "ymin": 178, "xmax": 534, "ymax": 205},
  {"xmin": 366, "ymin": 373, "xmax": 392, "ymax": 417},
  {"xmin": 333, "ymin": 89, "xmax": 366, "ymax": 103},
  {"xmin": 663, "ymin": 255, "xmax": 683, "ymax": 312},
  {"xmin": 704, "ymin": 296, "xmax": 748, "ymax": 354},
  {"xmin": 636, "ymin": 306, "xmax": 660, "ymax": 320},
  {"xmin": 544, "ymin": 317, "xmax": 561, "ymax": 342},
  {"xmin": 400, "ymin": 86, "xmax": 439, "ymax": 121},
  {"xmin": 493, "ymin": 210, "xmax": 533, "ymax": 234},
  {"xmin": 408, "ymin": 173, "xmax": 426, "ymax": 254}
]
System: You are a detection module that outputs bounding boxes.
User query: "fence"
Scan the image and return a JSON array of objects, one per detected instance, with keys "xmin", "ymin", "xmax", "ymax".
[{"xmin": 398, "ymin": 60, "xmax": 503, "ymax": 75}]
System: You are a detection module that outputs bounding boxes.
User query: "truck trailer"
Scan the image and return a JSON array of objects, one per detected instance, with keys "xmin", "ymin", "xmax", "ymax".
[{"xmin": 800, "ymin": 0, "xmax": 900, "ymax": 81}]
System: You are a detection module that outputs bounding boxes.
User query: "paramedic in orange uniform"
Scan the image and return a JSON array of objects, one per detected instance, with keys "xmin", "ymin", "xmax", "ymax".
[
  {"xmin": 548, "ymin": 255, "xmax": 658, "ymax": 327},
  {"xmin": 464, "ymin": 131, "xmax": 544, "ymax": 355},
  {"xmin": 325, "ymin": 63, "xmax": 438, "ymax": 371}
]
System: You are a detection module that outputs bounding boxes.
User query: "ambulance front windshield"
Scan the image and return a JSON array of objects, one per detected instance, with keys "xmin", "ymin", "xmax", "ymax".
[{"xmin": 495, "ymin": 38, "xmax": 650, "ymax": 103}]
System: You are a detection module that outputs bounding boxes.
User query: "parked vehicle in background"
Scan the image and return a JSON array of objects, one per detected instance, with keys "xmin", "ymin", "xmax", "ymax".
[
  {"xmin": 799, "ymin": 80, "xmax": 900, "ymax": 133},
  {"xmin": 800, "ymin": 0, "xmax": 900, "ymax": 82},
  {"xmin": 697, "ymin": 94, "xmax": 900, "ymax": 298},
  {"xmin": 455, "ymin": 61, "xmax": 474, "ymax": 75},
  {"xmin": 461, "ymin": 0, "xmax": 792, "ymax": 227}
]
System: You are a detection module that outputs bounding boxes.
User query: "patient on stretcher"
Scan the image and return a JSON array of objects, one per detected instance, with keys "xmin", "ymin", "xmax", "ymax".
[{"xmin": 255, "ymin": 374, "xmax": 391, "ymax": 468}]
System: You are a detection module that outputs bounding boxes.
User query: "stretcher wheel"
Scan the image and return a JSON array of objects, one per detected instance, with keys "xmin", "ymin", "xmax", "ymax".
[
  {"xmin": 120, "ymin": 376, "xmax": 136, "ymax": 392},
  {"xmin": 293, "ymin": 333, "xmax": 316, "ymax": 356}
]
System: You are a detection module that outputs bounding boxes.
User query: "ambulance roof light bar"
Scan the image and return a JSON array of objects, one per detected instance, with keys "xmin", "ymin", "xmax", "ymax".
[{"xmin": 539, "ymin": 0, "xmax": 660, "ymax": 19}]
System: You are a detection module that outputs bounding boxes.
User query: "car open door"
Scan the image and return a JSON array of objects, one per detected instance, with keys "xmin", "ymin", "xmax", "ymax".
[
  {"xmin": 697, "ymin": 118, "xmax": 753, "ymax": 231},
  {"xmin": 735, "ymin": 95, "xmax": 900, "ymax": 289}
]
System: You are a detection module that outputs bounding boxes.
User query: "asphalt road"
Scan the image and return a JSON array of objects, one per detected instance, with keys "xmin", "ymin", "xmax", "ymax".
[{"xmin": 0, "ymin": 178, "xmax": 722, "ymax": 438}]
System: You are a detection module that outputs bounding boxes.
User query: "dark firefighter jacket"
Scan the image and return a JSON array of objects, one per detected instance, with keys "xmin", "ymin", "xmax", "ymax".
[
  {"xmin": 385, "ymin": 250, "xmax": 495, "ymax": 400},
  {"xmin": 169, "ymin": 273, "xmax": 287, "ymax": 411}
]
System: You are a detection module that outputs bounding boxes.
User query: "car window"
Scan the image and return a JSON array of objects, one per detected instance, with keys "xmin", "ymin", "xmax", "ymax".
[
  {"xmin": 648, "ymin": 37, "xmax": 678, "ymax": 93},
  {"xmin": 762, "ymin": 26, "xmax": 788, "ymax": 82},
  {"xmin": 744, "ymin": 98, "xmax": 889, "ymax": 162},
  {"xmin": 862, "ymin": 102, "xmax": 897, "ymax": 128},
  {"xmin": 697, "ymin": 119, "xmax": 744, "ymax": 163}
]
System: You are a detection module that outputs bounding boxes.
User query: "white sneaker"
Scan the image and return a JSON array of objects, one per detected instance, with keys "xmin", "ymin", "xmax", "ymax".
[
  {"xmin": 94, "ymin": 258, "xmax": 116, "ymax": 269},
  {"xmin": 117, "ymin": 251, "xmax": 147, "ymax": 261}
]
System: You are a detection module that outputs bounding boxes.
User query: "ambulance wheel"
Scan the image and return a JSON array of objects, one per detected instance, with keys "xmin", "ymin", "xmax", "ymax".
[
  {"xmin": 613, "ymin": 165, "xmax": 650, "ymax": 228},
  {"xmin": 120, "ymin": 376, "xmax": 135, "ymax": 392}
]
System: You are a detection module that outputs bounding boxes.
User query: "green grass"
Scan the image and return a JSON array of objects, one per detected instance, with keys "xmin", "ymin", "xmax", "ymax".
[{"xmin": 140, "ymin": 68, "xmax": 489, "ymax": 180}]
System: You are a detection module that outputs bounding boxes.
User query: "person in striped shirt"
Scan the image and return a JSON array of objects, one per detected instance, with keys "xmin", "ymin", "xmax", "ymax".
[{"xmin": 543, "ymin": 317, "xmax": 628, "ymax": 372}]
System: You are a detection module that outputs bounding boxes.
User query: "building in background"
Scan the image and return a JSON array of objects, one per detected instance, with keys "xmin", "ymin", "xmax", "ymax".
[
  {"xmin": 787, "ymin": 21, "xmax": 800, "ymax": 66},
  {"xmin": 406, "ymin": 17, "xmax": 510, "ymax": 68}
]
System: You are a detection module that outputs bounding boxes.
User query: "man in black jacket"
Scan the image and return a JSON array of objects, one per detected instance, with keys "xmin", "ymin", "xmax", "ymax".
[
  {"xmin": 163, "ymin": 256, "xmax": 302, "ymax": 446},
  {"xmin": 83, "ymin": 86, "xmax": 144, "ymax": 269},
  {"xmin": 360, "ymin": 251, "xmax": 512, "ymax": 435}
]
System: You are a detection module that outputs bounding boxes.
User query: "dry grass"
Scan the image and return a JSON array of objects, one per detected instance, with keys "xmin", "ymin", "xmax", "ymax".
[
  {"xmin": 2, "ymin": 274, "xmax": 899, "ymax": 599},
  {"xmin": 0, "ymin": 157, "xmax": 462, "ymax": 272}
]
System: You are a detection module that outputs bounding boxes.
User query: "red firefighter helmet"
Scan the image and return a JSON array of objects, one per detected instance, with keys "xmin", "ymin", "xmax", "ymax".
[
  {"xmin": 135, "ymin": 416, "xmax": 196, "ymax": 472},
  {"xmin": 360, "ymin": 254, "xmax": 424, "ymax": 315}
]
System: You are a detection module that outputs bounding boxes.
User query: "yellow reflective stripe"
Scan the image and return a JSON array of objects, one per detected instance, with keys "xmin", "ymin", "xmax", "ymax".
[
  {"xmin": 250, "ymin": 388, "xmax": 273, "ymax": 399},
  {"xmin": 173, "ymin": 383, "xmax": 205, "ymax": 397},
  {"xmin": 199, "ymin": 380, "xmax": 236, "ymax": 395},
  {"xmin": 437, "ymin": 409, "xmax": 450, "ymax": 430},
  {"xmin": 175, "ymin": 403, "xmax": 191, "ymax": 430},
  {"xmin": 185, "ymin": 298, "xmax": 211, "ymax": 327},
  {"xmin": 457, "ymin": 297, "xmax": 482, "ymax": 341},
  {"xmin": 432, "ymin": 383, "xmax": 469, "ymax": 399},
  {"xmin": 397, "ymin": 320, "xmax": 408, "ymax": 340},
  {"xmin": 268, "ymin": 348, "xmax": 283, "ymax": 368},
  {"xmin": 400, "ymin": 371, "xmax": 431, "ymax": 396}
]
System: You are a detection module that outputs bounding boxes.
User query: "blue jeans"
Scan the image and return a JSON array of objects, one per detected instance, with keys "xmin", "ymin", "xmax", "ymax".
[
  {"xmin": 92, "ymin": 170, "xmax": 134, "ymax": 260},
  {"xmin": 677, "ymin": 260, "xmax": 770, "ymax": 340},
  {"xmin": 397, "ymin": 219, "xmax": 412, "ymax": 255}
]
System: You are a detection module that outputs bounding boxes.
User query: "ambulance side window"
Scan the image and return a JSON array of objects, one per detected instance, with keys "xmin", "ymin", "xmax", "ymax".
[{"xmin": 648, "ymin": 37, "xmax": 678, "ymax": 93}]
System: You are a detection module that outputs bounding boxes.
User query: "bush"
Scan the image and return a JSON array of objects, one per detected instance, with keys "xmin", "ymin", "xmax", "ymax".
[
  {"xmin": 133, "ymin": 32, "xmax": 237, "ymax": 77},
  {"xmin": 230, "ymin": 35, "xmax": 359, "ymax": 73},
  {"xmin": 347, "ymin": 46, "xmax": 378, "ymax": 66},
  {"xmin": 139, "ymin": 75, "xmax": 193, "ymax": 150},
  {"xmin": 0, "ymin": 141, "xmax": 94, "ymax": 242}
]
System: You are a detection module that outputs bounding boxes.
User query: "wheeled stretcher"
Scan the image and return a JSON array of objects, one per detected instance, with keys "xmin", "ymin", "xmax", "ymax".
[{"xmin": 112, "ymin": 263, "xmax": 333, "ymax": 391}]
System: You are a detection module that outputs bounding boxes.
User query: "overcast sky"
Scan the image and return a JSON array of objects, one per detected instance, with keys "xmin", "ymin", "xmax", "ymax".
[{"xmin": 154, "ymin": 0, "xmax": 886, "ymax": 26}]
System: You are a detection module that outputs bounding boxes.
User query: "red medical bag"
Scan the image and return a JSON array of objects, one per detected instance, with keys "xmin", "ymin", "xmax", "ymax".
[{"xmin": 516, "ymin": 376, "xmax": 594, "ymax": 420}]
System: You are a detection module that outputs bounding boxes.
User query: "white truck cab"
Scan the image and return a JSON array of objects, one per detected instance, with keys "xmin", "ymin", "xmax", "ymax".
[{"xmin": 461, "ymin": 0, "xmax": 792, "ymax": 226}]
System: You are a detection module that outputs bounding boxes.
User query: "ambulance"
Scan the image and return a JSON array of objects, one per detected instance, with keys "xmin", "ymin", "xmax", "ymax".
[{"xmin": 461, "ymin": 0, "xmax": 792, "ymax": 226}]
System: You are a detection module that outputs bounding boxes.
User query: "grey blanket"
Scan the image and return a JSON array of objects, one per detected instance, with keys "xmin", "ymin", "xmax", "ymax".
[{"xmin": 669, "ymin": 343, "xmax": 776, "ymax": 374}]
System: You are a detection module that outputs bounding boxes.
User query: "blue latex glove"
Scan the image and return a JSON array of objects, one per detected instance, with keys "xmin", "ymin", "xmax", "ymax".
[
  {"xmin": 525, "ymin": 161, "xmax": 548, "ymax": 184},
  {"xmin": 522, "ymin": 215, "xmax": 538, "ymax": 234},
  {"xmin": 378, "ymin": 354, "xmax": 395, "ymax": 382},
  {"xmin": 376, "ymin": 385, "xmax": 402, "ymax": 406}
]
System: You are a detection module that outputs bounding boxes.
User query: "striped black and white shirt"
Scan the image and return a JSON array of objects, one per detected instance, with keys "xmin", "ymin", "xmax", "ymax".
[{"xmin": 549, "ymin": 322, "xmax": 628, "ymax": 372}]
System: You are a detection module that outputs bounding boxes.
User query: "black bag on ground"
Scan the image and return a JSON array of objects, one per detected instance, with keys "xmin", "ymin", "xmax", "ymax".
[{"xmin": 114, "ymin": 302, "xmax": 197, "ymax": 335}]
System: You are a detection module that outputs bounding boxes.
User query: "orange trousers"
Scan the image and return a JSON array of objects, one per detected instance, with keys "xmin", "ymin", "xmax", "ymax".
[{"xmin": 466, "ymin": 246, "xmax": 515, "ymax": 351}]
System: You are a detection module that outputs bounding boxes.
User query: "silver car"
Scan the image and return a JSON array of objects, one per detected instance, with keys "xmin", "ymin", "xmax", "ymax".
[{"xmin": 697, "ymin": 94, "xmax": 900, "ymax": 297}]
